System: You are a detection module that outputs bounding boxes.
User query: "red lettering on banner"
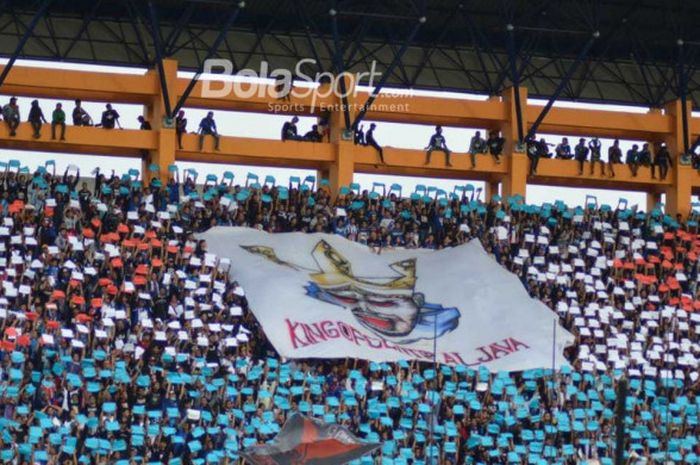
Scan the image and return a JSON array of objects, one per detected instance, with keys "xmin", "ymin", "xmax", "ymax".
[
  {"xmin": 489, "ymin": 341, "xmax": 514, "ymax": 359},
  {"xmin": 304, "ymin": 323, "xmax": 328, "ymax": 344},
  {"xmin": 285, "ymin": 318, "xmax": 530, "ymax": 365},
  {"xmin": 475, "ymin": 345, "xmax": 495, "ymax": 363},
  {"xmin": 286, "ymin": 319, "xmax": 309, "ymax": 349},
  {"xmin": 507, "ymin": 337, "xmax": 530, "ymax": 350},
  {"xmin": 320, "ymin": 320, "xmax": 340, "ymax": 338}
]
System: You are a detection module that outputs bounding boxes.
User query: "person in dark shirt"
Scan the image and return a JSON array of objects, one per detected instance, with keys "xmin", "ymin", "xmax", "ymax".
[
  {"xmin": 468, "ymin": 131, "xmax": 487, "ymax": 168},
  {"xmin": 608, "ymin": 139, "xmax": 622, "ymax": 177},
  {"xmin": 526, "ymin": 135, "xmax": 539, "ymax": 175},
  {"xmin": 574, "ymin": 138, "xmax": 589, "ymax": 175},
  {"xmin": 281, "ymin": 116, "xmax": 302, "ymax": 141},
  {"xmin": 28, "ymin": 99, "xmax": 48, "ymax": 139},
  {"xmin": 626, "ymin": 144, "xmax": 639, "ymax": 177},
  {"xmin": 354, "ymin": 124, "xmax": 366, "ymax": 145},
  {"xmin": 198, "ymin": 111, "xmax": 220, "ymax": 151},
  {"xmin": 176, "ymin": 110, "xmax": 187, "ymax": 149},
  {"xmin": 588, "ymin": 137, "xmax": 603, "ymax": 176},
  {"xmin": 138, "ymin": 116, "xmax": 152, "ymax": 130},
  {"xmin": 303, "ymin": 124, "xmax": 322, "ymax": 142},
  {"xmin": 487, "ymin": 130, "xmax": 505, "ymax": 164},
  {"xmin": 425, "ymin": 126, "xmax": 451, "ymax": 166},
  {"xmin": 72, "ymin": 99, "xmax": 93, "ymax": 126},
  {"xmin": 2, "ymin": 97, "xmax": 20, "ymax": 136},
  {"xmin": 652, "ymin": 142, "xmax": 671, "ymax": 180},
  {"xmin": 555, "ymin": 137, "xmax": 572, "ymax": 160},
  {"xmin": 51, "ymin": 103, "xmax": 66, "ymax": 141},
  {"xmin": 366, "ymin": 123, "xmax": 384, "ymax": 164},
  {"xmin": 99, "ymin": 103, "xmax": 121, "ymax": 129},
  {"xmin": 537, "ymin": 138, "xmax": 552, "ymax": 158},
  {"xmin": 638, "ymin": 143, "xmax": 652, "ymax": 173}
]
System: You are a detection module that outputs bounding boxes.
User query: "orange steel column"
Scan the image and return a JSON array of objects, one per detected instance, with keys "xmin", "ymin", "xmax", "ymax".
[
  {"xmin": 144, "ymin": 59, "xmax": 178, "ymax": 184},
  {"xmin": 501, "ymin": 87, "xmax": 528, "ymax": 201},
  {"xmin": 663, "ymin": 99, "xmax": 692, "ymax": 218},
  {"xmin": 484, "ymin": 180, "xmax": 500, "ymax": 202},
  {"xmin": 646, "ymin": 191, "xmax": 662, "ymax": 213},
  {"xmin": 328, "ymin": 79, "xmax": 357, "ymax": 196}
]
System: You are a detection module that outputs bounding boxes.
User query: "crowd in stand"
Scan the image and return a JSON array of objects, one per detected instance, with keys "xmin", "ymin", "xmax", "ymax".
[{"xmin": 0, "ymin": 159, "xmax": 698, "ymax": 465}]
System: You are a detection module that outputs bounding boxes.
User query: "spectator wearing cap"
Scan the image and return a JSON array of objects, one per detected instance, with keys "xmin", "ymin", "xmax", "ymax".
[{"xmin": 2, "ymin": 96, "xmax": 20, "ymax": 136}]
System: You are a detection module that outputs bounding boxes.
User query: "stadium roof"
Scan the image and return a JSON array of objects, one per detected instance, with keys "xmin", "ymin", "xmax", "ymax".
[{"xmin": 2, "ymin": 0, "xmax": 700, "ymax": 109}]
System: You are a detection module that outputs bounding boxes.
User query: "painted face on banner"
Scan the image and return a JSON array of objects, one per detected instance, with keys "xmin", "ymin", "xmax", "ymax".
[
  {"xmin": 241, "ymin": 240, "xmax": 460, "ymax": 344},
  {"xmin": 321, "ymin": 284, "xmax": 420, "ymax": 337}
]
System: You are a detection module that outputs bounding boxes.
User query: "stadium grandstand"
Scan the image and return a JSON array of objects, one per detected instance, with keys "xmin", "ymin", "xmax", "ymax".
[{"xmin": 0, "ymin": 1, "xmax": 699, "ymax": 465}]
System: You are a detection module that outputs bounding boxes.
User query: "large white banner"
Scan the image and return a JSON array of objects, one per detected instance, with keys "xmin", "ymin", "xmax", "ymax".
[{"xmin": 200, "ymin": 228, "xmax": 574, "ymax": 371}]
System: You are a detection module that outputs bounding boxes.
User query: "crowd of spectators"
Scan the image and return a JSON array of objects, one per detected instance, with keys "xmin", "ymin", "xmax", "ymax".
[{"xmin": 0, "ymin": 159, "xmax": 698, "ymax": 465}]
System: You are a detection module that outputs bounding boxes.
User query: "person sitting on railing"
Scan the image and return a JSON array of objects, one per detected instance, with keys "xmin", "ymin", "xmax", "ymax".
[
  {"xmin": 638, "ymin": 142, "xmax": 652, "ymax": 173},
  {"xmin": 574, "ymin": 137, "xmax": 589, "ymax": 175},
  {"xmin": 626, "ymin": 144, "xmax": 640, "ymax": 177},
  {"xmin": 525, "ymin": 135, "xmax": 539, "ymax": 175},
  {"xmin": 652, "ymin": 141, "xmax": 671, "ymax": 180},
  {"xmin": 537, "ymin": 137, "xmax": 553, "ymax": 158},
  {"xmin": 555, "ymin": 137, "xmax": 572, "ymax": 160},
  {"xmin": 51, "ymin": 103, "xmax": 66, "ymax": 141},
  {"xmin": 281, "ymin": 116, "xmax": 303, "ymax": 141},
  {"xmin": 137, "ymin": 116, "xmax": 152, "ymax": 130},
  {"xmin": 28, "ymin": 99, "xmax": 48, "ymax": 139},
  {"xmin": 303, "ymin": 124, "xmax": 323, "ymax": 142},
  {"xmin": 588, "ymin": 137, "xmax": 604, "ymax": 176},
  {"xmin": 366, "ymin": 123, "xmax": 385, "ymax": 165},
  {"xmin": 198, "ymin": 111, "xmax": 220, "ymax": 151},
  {"xmin": 468, "ymin": 130, "xmax": 487, "ymax": 169},
  {"xmin": 72, "ymin": 99, "xmax": 93, "ymax": 126},
  {"xmin": 487, "ymin": 130, "xmax": 504, "ymax": 164},
  {"xmin": 97, "ymin": 103, "xmax": 122, "ymax": 129},
  {"xmin": 424, "ymin": 125, "xmax": 452, "ymax": 167},
  {"xmin": 2, "ymin": 96, "xmax": 20, "ymax": 137},
  {"xmin": 607, "ymin": 139, "xmax": 622, "ymax": 177}
]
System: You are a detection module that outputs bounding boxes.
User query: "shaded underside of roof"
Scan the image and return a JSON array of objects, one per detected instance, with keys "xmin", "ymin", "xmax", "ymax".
[{"xmin": 1, "ymin": 0, "xmax": 699, "ymax": 108}]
